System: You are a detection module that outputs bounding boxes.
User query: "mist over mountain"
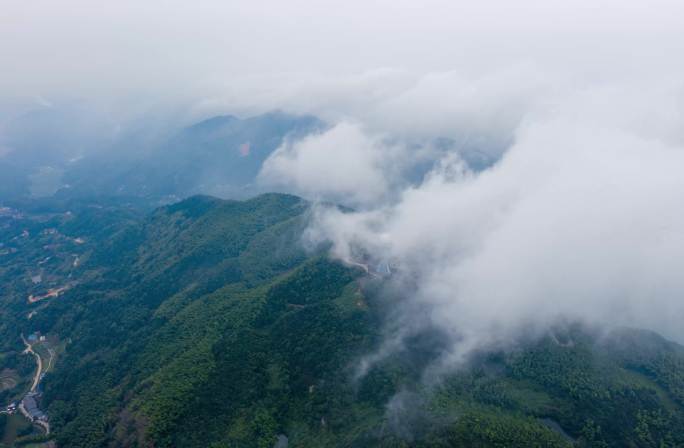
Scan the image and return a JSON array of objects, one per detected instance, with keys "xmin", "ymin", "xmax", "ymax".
[
  {"xmin": 2, "ymin": 1, "xmax": 684, "ymax": 447},
  {"xmin": 60, "ymin": 111, "xmax": 325, "ymax": 202},
  {"xmin": 0, "ymin": 107, "xmax": 496, "ymax": 209},
  {"xmin": 0, "ymin": 110, "xmax": 322, "ymax": 204},
  {"xmin": 3, "ymin": 193, "xmax": 684, "ymax": 447}
]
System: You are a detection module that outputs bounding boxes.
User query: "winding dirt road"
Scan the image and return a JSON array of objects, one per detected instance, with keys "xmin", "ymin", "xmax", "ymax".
[
  {"xmin": 19, "ymin": 334, "xmax": 50, "ymax": 434},
  {"xmin": 21, "ymin": 335, "xmax": 42, "ymax": 392}
]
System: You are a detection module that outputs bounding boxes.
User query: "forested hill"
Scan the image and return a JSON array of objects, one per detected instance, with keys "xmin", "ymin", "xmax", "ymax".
[{"xmin": 3, "ymin": 194, "xmax": 684, "ymax": 447}]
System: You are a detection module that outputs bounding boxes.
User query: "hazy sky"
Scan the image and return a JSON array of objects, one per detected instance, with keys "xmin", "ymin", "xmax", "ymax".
[
  {"xmin": 4, "ymin": 0, "xmax": 684, "ymax": 377},
  {"xmin": 2, "ymin": 0, "xmax": 683, "ymax": 119}
]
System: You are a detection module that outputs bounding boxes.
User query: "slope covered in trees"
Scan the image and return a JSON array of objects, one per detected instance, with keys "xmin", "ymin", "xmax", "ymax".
[{"xmin": 2, "ymin": 194, "xmax": 684, "ymax": 447}]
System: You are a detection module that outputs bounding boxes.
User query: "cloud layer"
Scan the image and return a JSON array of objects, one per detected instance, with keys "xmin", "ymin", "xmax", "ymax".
[{"xmin": 294, "ymin": 79, "xmax": 684, "ymax": 378}]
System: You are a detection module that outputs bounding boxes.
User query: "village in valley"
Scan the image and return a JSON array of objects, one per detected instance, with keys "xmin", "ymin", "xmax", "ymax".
[
  {"xmin": 0, "ymin": 330, "xmax": 60, "ymax": 447},
  {"xmin": 0, "ymin": 205, "xmax": 89, "ymax": 446}
]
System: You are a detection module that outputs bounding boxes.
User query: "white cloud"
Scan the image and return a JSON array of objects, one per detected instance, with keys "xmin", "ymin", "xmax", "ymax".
[
  {"xmin": 259, "ymin": 122, "xmax": 403, "ymax": 207},
  {"xmin": 304, "ymin": 81, "xmax": 684, "ymax": 377}
]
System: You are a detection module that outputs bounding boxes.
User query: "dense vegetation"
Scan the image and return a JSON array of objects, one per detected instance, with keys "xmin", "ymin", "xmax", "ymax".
[{"xmin": 2, "ymin": 193, "xmax": 684, "ymax": 447}]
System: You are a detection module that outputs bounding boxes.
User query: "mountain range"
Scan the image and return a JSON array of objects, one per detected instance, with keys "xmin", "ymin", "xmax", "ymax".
[{"xmin": 1, "ymin": 193, "xmax": 684, "ymax": 447}]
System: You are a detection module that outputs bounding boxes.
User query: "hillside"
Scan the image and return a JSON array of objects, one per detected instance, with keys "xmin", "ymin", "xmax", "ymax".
[
  {"xmin": 1, "ymin": 194, "xmax": 684, "ymax": 447},
  {"xmin": 0, "ymin": 111, "xmax": 324, "ymax": 205},
  {"xmin": 59, "ymin": 112, "xmax": 324, "ymax": 203}
]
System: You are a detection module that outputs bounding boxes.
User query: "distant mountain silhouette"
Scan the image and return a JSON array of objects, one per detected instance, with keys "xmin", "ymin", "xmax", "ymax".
[{"xmin": 57, "ymin": 111, "xmax": 325, "ymax": 204}]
